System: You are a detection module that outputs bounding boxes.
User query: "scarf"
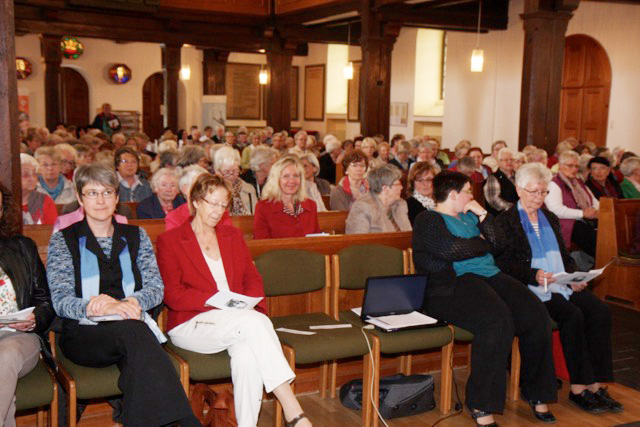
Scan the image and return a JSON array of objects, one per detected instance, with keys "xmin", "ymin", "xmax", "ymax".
[
  {"xmin": 78, "ymin": 234, "xmax": 166, "ymax": 342},
  {"xmin": 39, "ymin": 175, "xmax": 65, "ymax": 201},
  {"xmin": 230, "ymin": 179, "xmax": 249, "ymax": 216},
  {"xmin": 412, "ymin": 192, "xmax": 436, "ymax": 210},
  {"xmin": 342, "ymin": 175, "xmax": 368, "ymax": 199},
  {"xmin": 25, "ymin": 191, "xmax": 45, "ymax": 224},
  {"xmin": 517, "ymin": 201, "xmax": 572, "ymax": 302},
  {"xmin": 557, "ymin": 172, "xmax": 592, "ymax": 210}
]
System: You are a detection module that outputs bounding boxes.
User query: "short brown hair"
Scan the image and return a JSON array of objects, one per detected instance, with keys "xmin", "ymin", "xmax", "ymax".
[
  {"xmin": 341, "ymin": 149, "xmax": 369, "ymax": 171},
  {"xmin": 114, "ymin": 146, "xmax": 139, "ymax": 170},
  {"xmin": 407, "ymin": 162, "xmax": 436, "ymax": 197},
  {"xmin": 189, "ymin": 173, "xmax": 233, "ymax": 215}
]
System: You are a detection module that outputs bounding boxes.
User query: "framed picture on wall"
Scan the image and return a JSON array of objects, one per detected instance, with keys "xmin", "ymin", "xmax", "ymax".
[
  {"xmin": 347, "ymin": 61, "xmax": 361, "ymax": 122},
  {"xmin": 226, "ymin": 63, "xmax": 261, "ymax": 120},
  {"xmin": 390, "ymin": 102, "xmax": 409, "ymax": 127},
  {"xmin": 304, "ymin": 64, "xmax": 325, "ymax": 121}
]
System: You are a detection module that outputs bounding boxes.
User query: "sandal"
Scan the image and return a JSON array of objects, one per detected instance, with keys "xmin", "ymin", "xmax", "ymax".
[{"xmin": 285, "ymin": 412, "xmax": 308, "ymax": 427}]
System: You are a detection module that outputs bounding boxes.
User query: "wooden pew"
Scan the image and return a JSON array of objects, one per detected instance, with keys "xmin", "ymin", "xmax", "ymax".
[
  {"xmin": 594, "ymin": 197, "xmax": 640, "ymax": 310},
  {"xmin": 123, "ymin": 202, "xmax": 139, "ymax": 219},
  {"xmin": 472, "ymin": 180, "xmax": 485, "ymax": 207}
]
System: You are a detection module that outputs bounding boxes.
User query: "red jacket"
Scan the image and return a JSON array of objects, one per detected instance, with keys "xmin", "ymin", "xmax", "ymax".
[
  {"xmin": 253, "ymin": 198, "xmax": 320, "ymax": 239},
  {"xmin": 156, "ymin": 220, "xmax": 266, "ymax": 332}
]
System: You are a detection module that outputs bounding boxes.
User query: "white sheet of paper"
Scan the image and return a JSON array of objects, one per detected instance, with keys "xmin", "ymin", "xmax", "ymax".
[
  {"xmin": 308, "ymin": 324, "xmax": 353, "ymax": 330},
  {"xmin": 276, "ymin": 328, "xmax": 316, "ymax": 335},
  {"xmin": 205, "ymin": 290, "xmax": 263, "ymax": 310},
  {"xmin": 552, "ymin": 261, "xmax": 612, "ymax": 286},
  {"xmin": 0, "ymin": 307, "xmax": 35, "ymax": 324},
  {"xmin": 88, "ymin": 314, "xmax": 124, "ymax": 322},
  {"xmin": 351, "ymin": 306, "xmax": 438, "ymax": 331}
]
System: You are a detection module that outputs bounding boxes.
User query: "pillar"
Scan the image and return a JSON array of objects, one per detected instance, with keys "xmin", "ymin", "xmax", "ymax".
[
  {"xmin": 266, "ymin": 39, "xmax": 294, "ymax": 133},
  {"xmin": 162, "ymin": 44, "xmax": 180, "ymax": 132},
  {"xmin": 41, "ymin": 34, "xmax": 62, "ymax": 131}
]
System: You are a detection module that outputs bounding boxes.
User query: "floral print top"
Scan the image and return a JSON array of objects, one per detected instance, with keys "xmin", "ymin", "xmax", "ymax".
[{"xmin": 0, "ymin": 266, "xmax": 18, "ymax": 316}]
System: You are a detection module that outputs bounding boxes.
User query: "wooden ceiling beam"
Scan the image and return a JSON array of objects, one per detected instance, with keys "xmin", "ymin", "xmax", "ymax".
[
  {"xmin": 275, "ymin": 1, "xmax": 359, "ymax": 24},
  {"xmin": 376, "ymin": 2, "xmax": 509, "ymax": 30},
  {"xmin": 277, "ymin": 23, "xmax": 361, "ymax": 45}
]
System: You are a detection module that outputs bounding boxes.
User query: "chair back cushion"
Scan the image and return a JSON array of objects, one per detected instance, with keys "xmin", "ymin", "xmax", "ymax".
[
  {"xmin": 255, "ymin": 249, "xmax": 326, "ymax": 296},
  {"xmin": 338, "ymin": 244, "xmax": 404, "ymax": 290}
]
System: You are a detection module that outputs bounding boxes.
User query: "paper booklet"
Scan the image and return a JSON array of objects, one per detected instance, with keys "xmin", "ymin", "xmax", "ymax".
[
  {"xmin": 0, "ymin": 307, "xmax": 35, "ymax": 324},
  {"xmin": 351, "ymin": 307, "xmax": 438, "ymax": 332},
  {"xmin": 206, "ymin": 290, "xmax": 263, "ymax": 310},
  {"xmin": 552, "ymin": 261, "xmax": 613, "ymax": 286}
]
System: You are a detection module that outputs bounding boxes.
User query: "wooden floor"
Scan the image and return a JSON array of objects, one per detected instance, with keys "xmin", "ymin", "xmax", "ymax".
[{"xmin": 17, "ymin": 369, "xmax": 640, "ymax": 427}]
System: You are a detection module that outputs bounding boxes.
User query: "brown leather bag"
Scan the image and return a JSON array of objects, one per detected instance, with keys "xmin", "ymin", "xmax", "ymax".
[{"xmin": 190, "ymin": 384, "xmax": 237, "ymax": 427}]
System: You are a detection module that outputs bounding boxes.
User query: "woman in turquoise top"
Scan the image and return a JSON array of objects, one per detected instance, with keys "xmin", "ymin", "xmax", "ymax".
[{"xmin": 412, "ymin": 171, "xmax": 556, "ymax": 427}]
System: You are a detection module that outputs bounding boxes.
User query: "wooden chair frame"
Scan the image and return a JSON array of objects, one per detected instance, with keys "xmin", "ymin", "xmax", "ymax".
[{"xmin": 17, "ymin": 357, "xmax": 58, "ymax": 427}]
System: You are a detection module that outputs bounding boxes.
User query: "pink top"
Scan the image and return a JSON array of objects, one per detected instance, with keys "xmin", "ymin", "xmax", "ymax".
[{"xmin": 52, "ymin": 207, "xmax": 128, "ymax": 233}]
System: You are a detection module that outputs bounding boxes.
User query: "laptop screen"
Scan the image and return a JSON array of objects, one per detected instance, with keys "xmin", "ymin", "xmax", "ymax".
[{"xmin": 361, "ymin": 275, "xmax": 428, "ymax": 319}]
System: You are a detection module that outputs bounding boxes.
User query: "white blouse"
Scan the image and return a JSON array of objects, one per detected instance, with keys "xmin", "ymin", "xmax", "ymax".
[{"xmin": 203, "ymin": 253, "xmax": 230, "ymax": 292}]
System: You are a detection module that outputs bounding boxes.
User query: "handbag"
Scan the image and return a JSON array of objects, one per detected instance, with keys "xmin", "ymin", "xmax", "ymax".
[{"xmin": 339, "ymin": 374, "xmax": 435, "ymax": 419}]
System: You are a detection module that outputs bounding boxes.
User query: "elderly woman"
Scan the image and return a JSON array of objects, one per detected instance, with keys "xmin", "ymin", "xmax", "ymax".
[
  {"xmin": 214, "ymin": 146, "xmax": 257, "ymax": 215},
  {"xmin": 493, "ymin": 163, "xmax": 621, "ymax": 415},
  {"xmin": 330, "ymin": 150, "xmax": 369, "ymax": 211},
  {"xmin": 619, "ymin": 157, "xmax": 640, "ymax": 198},
  {"xmin": 301, "ymin": 153, "xmax": 330, "ymax": 195},
  {"xmin": 317, "ymin": 136, "xmax": 343, "ymax": 184},
  {"xmin": 156, "ymin": 174, "xmax": 311, "ymax": 427},
  {"xmin": 360, "ymin": 137, "xmax": 382, "ymax": 170},
  {"xmin": 447, "ymin": 140, "xmax": 472, "ymax": 170},
  {"xmin": 468, "ymin": 147, "xmax": 491, "ymax": 180},
  {"xmin": 457, "ymin": 157, "xmax": 485, "ymax": 184},
  {"xmin": 585, "ymin": 157, "xmax": 623, "ymax": 200},
  {"xmin": 253, "ymin": 156, "xmax": 320, "ymax": 239},
  {"xmin": 299, "ymin": 154, "xmax": 328, "ymax": 212},
  {"xmin": 406, "ymin": 162, "xmax": 436, "ymax": 225},
  {"xmin": 545, "ymin": 150, "xmax": 599, "ymax": 257},
  {"xmin": 56, "ymin": 143, "xmax": 78, "ymax": 180},
  {"xmin": 241, "ymin": 146, "xmax": 279, "ymax": 199},
  {"xmin": 114, "ymin": 147, "xmax": 153, "ymax": 203},
  {"xmin": 34, "ymin": 146, "xmax": 76, "ymax": 204},
  {"xmin": 137, "ymin": 168, "xmax": 185, "ymax": 219},
  {"xmin": 527, "ymin": 149, "xmax": 549, "ymax": 166},
  {"xmin": 377, "ymin": 142, "xmax": 391, "ymax": 164},
  {"xmin": 345, "ymin": 164, "xmax": 410, "ymax": 234},
  {"xmin": 46, "ymin": 164, "xmax": 199, "ymax": 427},
  {"xmin": 483, "ymin": 147, "xmax": 518, "ymax": 216},
  {"xmin": 165, "ymin": 165, "xmax": 221, "ymax": 231},
  {"xmin": 240, "ymin": 131, "xmax": 264, "ymax": 171},
  {"xmin": 413, "ymin": 171, "xmax": 556, "ymax": 427},
  {"xmin": 0, "ymin": 184, "xmax": 55, "ymax": 427},
  {"xmin": 412, "ymin": 140, "xmax": 443, "ymax": 173},
  {"xmin": 289, "ymin": 131, "xmax": 308, "ymax": 156},
  {"xmin": 482, "ymin": 140, "xmax": 507, "ymax": 173},
  {"xmin": 21, "ymin": 153, "xmax": 57, "ymax": 225},
  {"xmin": 513, "ymin": 152, "xmax": 526, "ymax": 171},
  {"xmin": 177, "ymin": 145, "xmax": 209, "ymax": 170}
]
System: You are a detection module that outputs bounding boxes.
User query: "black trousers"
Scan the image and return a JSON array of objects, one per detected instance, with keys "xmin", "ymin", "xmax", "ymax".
[
  {"xmin": 425, "ymin": 273, "xmax": 557, "ymax": 413},
  {"xmin": 61, "ymin": 320, "xmax": 194, "ymax": 427},
  {"xmin": 545, "ymin": 290, "xmax": 613, "ymax": 385},
  {"xmin": 571, "ymin": 220, "xmax": 597, "ymax": 257}
]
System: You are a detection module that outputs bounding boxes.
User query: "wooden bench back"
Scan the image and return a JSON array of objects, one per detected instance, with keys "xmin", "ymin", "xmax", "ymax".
[{"xmin": 596, "ymin": 197, "xmax": 640, "ymax": 266}]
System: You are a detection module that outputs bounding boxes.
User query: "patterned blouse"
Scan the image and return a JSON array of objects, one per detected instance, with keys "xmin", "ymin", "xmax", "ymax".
[{"xmin": 0, "ymin": 266, "xmax": 18, "ymax": 316}]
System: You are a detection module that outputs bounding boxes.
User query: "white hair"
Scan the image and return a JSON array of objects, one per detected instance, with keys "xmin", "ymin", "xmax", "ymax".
[
  {"xmin": 250, "ymin": 146, "xmax": 278, "ymax": 171},
  {"xmin": 497, "ymin": 147, "xmax": 514, "ymax": 160},
  {"xmin": 620, "ymin": 157, "xmax": 640, "ymax": 177},
  {"xmin": 158, "ymin": 140, "xmax": 178, "ymax": 152},
  {"xmin": 301, "ymin": 152, "xmax": 321, "ymax": 176},
  {"xmin": 214, "ymin": 146, "xmax": 241, "ymax": 171},
  {"xmin": 558, "ymin": 150, "xmax": 580, "ymax": 164},
  {"xmin": 20, "ymin": 153, "xmax": 39, "ymax": 169},
  {"xmin": 151, "ymin": 167, "xmax": 180, "ymax": 192},
  {"xmin": 324, "ymin": 137, "xmax": 341, "ymax": 154},
  {"xmin": 178, "ymin": 164, "xmax": 208, "ymax": 194},
  {"xmin": 515, "ymin": 162, "xmax": 552, "ymax": 188}
]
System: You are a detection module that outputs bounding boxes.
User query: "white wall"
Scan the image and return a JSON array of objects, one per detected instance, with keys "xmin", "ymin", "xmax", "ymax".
[
  {"xmin": 390, "ymin": 28, "xmax": 419, "ymax": 140},
  {"xmin": 15, "ymin": 34, "xmax": 45, "ymax": 127}
]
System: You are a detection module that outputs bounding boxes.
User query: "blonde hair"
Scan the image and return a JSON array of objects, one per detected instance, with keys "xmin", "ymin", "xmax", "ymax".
[{"xmin": 261, "ymin": 156, "xmax": 307, "ymax": 203}]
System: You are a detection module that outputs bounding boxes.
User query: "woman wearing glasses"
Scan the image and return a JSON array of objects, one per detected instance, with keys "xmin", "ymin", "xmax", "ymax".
[
  {"xmin": 46, "ymin": 164, "xmax": 199, "ymax": 427},
  {"xmin": 157, "ymin": 173, "xmax": 311, "ymax": 427},
  {"xmin": 329, "ymin": 150, "xmax": 369, "ymax": 211},
  {"xmin": 406, "ymin": 162, "xmax": 436, "ymax": 225},
  {"xmin": 114, "ymin": 147, "xmax": 152, "ymax": 202},
  {"xmin": 214, "ymin": 146, "xmax": 257, "ymax": 215},
  {"xmin": 20, "ymin": 153, "xmax": 58, "ymax": 224},
  {"xmin": 253, "ymin": 156, "xmax": 320, "ymax": 239},
  {"xmin": 34, "ymin": 146, "xmax": 76, "ymax": 204},
  {"xmin": 492, "ymin": 162, "xmax": 622, "ymax": 416}
]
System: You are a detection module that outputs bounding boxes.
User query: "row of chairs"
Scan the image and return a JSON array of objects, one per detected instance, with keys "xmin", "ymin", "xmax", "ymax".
[{"xmin": 21, "ymin": 244, "xmax": 518, "ymax": 427}]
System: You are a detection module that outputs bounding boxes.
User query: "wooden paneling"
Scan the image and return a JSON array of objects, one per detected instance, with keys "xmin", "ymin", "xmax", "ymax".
[
  {"xmin": 160, "ymin": 0, "xmax": 269, "ymax": 15},
  {"xmin": 226, "ymin": 63, "xmax": 261, "ymax": 120},
  {"xmin": 559, "ymin": 34, "xmax": 611, "ymax": 146},
  {"xmin": 275, "ymin": 0, "xmax": 345, "ymax": 14},
  {"xmin": 60, "ymin": 67, "xmax": 89, "ymax": 127}
]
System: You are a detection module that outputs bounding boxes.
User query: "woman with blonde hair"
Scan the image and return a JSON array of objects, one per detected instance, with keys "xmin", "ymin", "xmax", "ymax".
[
  {"xmin": 253, "ymin": 156, "xmax": 320, "ymax": 239},
  {"xmin": 360, "ymin": 137, "xmax": 382, "ymax": 169}
]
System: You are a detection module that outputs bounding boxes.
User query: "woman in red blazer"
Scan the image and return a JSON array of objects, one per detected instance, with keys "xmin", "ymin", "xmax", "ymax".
[
  {"xmin": 156, "ymin": 173, "xmax": 311, "ymax": 427},
  {"xmin": 253, "ymin": 156, "xmax": 320, "ymax": 239}
]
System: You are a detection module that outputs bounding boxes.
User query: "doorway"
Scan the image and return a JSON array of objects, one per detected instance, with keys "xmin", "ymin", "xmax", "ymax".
[
  {"xmin": 60, "ymin": 67, "xmax": 89, "ymax": 127},
  {"xmin": 559, "ymin": 35, "xmax": 611, "ymax": 147},
  {"xmin": 143, "ymin": 72, "xmax": 164, "ymax": 141}
]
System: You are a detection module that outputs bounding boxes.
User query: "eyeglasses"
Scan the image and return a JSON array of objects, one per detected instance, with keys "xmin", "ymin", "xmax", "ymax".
[
  {"xmin": 219, "ymin": 169, "xmax": 239, "ymax": 177},
  {"xmin": 201, "ymin": 198, "xmax": 229, "ymax": 210},
  {"xmin": 40, "ymin": 162, "xmax": 59, "ymax": 168},
  {"xmin": 21, "ymin": 172, "xmax": 37, "ymax": 178},
  {"xmin": 349, "ymin": 162, "xmax": 367, "ymax": 169},
  {"xmin": 460, "ymin": 189, "xmax": 473, "ymax": 195},
  {"xmin": 82, "ymin": 189, "xmax": 117, "ymax": 199},
  {"xmin": 119, "ymin": 159, "xmax": 137, "ymax": 164},
  {"xmin": 521, "ymin": 188, "xmax": 550, "ymax": 197},
  {"xmin": 415, "ymin": 177, "xmax": 433, "ymax": 184}
]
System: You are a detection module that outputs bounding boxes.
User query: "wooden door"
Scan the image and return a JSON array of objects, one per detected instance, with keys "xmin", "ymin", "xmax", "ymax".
[
  {"xmin": 60, "ymin": 67, "xmax": 89, "ymax": 127},
  {"xmin": 143, "ymin": 72, "xmax": 164, "ymax": 140},
  {"xmin": 559, "ymin": 35, "xmax": 611, "ymax": 146}
]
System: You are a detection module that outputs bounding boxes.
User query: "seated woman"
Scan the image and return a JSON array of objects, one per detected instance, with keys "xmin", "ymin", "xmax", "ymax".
[
  {"xmin": 545, "ymin": 150, "xmax": 599, "ymax": 258},
  {"xmin": 360, "ymin": 137, "xmax": 383, "ymax": 170},
  {"xmin": 619, "ymin": 156, "xmax": 640, "ymax": 198},
  {"xmin": 493, "ymin": 162, "xmax": 622, "ymax": 415},
  {"xmin": 114, "ymin": 147, "xmax": 153, "ymax": 202},
  {"xmin": 156, "ymin": 174, "xmax": 311, "ymax": 427},
  {"xmin": 34, "ymin": 146, "xmax": 76, "ymax": 204},
  {"xmin": 585, "ymin": 156, "xmax": 623, "ymax": 199},
  {"xmin": 241, "ymin": 146, "xmax": 279, "ymax": 199},
  {"xmin": 0, "ymin": 184, "xmax": 55, "ymax": 427},
  {"xmin": 46, "ymin": 164, "xmax": 199, "ymax": 427},
  {"xmin": 413, "ymin": 171, "xmax": 556, "ymax": 427},
  {"xmin": 447, "ymin": 139, "xmax": 471, "ymax": 170},
  {"xmin": 214, "ymin": 146, "xmax": 258, "ymax": 215},
  {"xmin": 330, "ymin": 150, "xmax": 368, "ymax": 211},
  {"xmin": 137, "ymin": 167, "xmax": 185, "ymax": 219},
  {"xmin": 21, "ymin": 153, "xmax": 57, "ymax": 224},
  {"xmin": 406, "ymin": 162, "xmax": 436, "ymax": 225},
  {"xmin": 345, "ymin": 164, "xmax": 410, "ymax": 234},
  {"xmin": 468, "ymin": 147, "xmax": 492, "ymax": 180},
  {"xmin": 253, "ymin": 156, "xmax": 320, "ymax": 239},
  {"xmin": 300, "ymin": 153, "xmax": 328, "ymax": 212}
]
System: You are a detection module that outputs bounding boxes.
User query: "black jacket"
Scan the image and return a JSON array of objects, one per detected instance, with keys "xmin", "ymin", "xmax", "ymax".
[
  {"xmin": 412, "ymin": 210, "xmax": 500, "ymax": 297},
  {"xmin": 0, "ymin": 235, "xmax": 55, "ymax": 336},
  {"xmin": 137, "ymin": 194, "xmax": 186, "ymax": 219},
  {"xmin": 491, "ymin": 206, "xmax": 576, "ymax": 286}
]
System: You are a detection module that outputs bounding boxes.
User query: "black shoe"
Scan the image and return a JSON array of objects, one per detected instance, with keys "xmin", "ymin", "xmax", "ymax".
[
  {"xmin": 568, "ymin": 390, "xmax": 608, "ymax": 414},
  {"xmin": 471, "ymin": 409, "xmax": 499, "ymax": 427},
  {"xmin": 526, "ymin": 400, "xmax": 557, "ymax": 424},
  {"xmin": 594, "ymin": 387, "xmax": 624, "ymax": 413}
]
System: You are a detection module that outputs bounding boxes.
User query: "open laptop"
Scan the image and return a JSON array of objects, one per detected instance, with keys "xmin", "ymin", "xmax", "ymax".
[{"xmin": 357, "ymin": 275, "xmax": 443, "ymax": 332}]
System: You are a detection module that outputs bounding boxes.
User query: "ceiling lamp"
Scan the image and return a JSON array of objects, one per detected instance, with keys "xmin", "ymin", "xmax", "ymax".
[
  {"xmin": 259, "ymin": 68, "xmax": 268, "ymax": 85},
  {"xmin": 344, "ymin": 23, "xmax": 354, "ymax": 80},
  {"xmin": 180, "ymin": 65, "xmax": 191, "ymax": 81},
  {"xmin": 470, "ymin": 0, "xmax": 484, "ymax": 73}
]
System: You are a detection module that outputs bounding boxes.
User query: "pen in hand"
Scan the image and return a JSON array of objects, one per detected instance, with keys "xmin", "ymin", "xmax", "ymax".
[{"xmin": 544, "ymin": 276, "xmax": 548, "ymax": 293}]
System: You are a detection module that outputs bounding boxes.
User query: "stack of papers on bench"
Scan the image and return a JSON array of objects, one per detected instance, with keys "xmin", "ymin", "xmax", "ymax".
[{"xmin": 352, "ymin": 307, "xmax": 437, "ymax": 332}]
